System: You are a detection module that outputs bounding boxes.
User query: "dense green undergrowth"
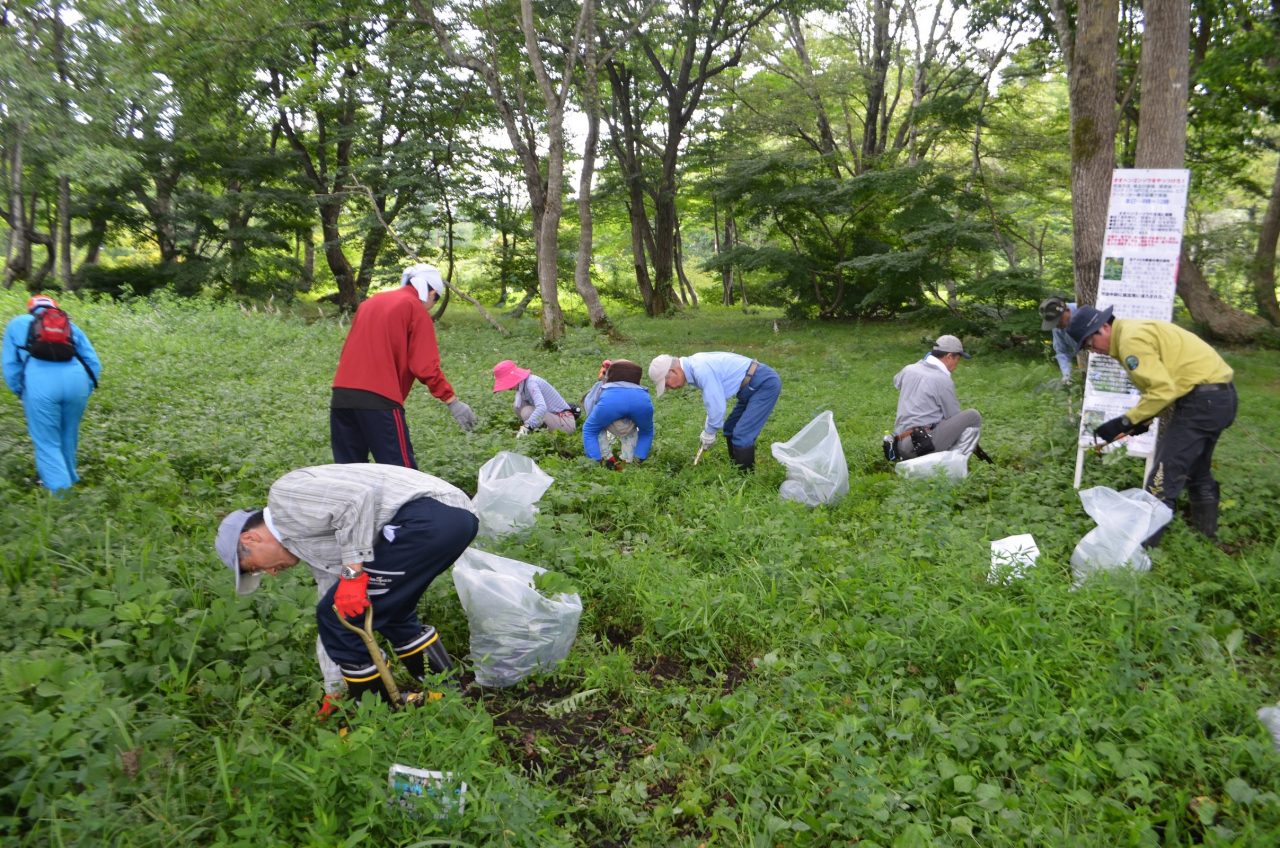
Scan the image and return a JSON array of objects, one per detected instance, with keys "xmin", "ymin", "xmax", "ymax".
[{"xmin": 2, "ymin": 291, "xmax": 1279, "ymax": 846}]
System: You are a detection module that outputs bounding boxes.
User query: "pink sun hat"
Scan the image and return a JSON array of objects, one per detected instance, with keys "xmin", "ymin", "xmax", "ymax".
[{"xmin": 492, "ymin": 359, "xmax": 531, "ymax": 392}]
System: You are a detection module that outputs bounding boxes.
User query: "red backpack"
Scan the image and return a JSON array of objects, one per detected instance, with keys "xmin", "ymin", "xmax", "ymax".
[
  {"xmin": 21, "ymin": 304, "xmax": 98, "ymax": 387},
  {"xmin": 24, "ymin": 305, "xmax": 76, "ymax": 361}
]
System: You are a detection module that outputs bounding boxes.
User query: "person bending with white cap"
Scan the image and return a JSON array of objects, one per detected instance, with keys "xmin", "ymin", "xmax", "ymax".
[
  {"xmin": 648, "ymin": 352, "xmax": 781, "ymax": 472},
  {"xmin": 215, "ymin": 464, "xmax": 478, "ymax": 712},
  {"xmin": 330, "ymin": 263, "xmax": 478, "ymax": 468},
  {"xmin": 888, "ymin": 335, "xmax": 983, "ymax": 461}
]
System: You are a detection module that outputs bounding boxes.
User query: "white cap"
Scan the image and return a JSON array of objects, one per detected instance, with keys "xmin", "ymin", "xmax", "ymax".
[
  {"xmin": 648, "ymin": 354, "xmax": 675, "ymax": 397},
  {"xmin": 401, "ymin": 263, "xmax": 446, "ymax": 301}
]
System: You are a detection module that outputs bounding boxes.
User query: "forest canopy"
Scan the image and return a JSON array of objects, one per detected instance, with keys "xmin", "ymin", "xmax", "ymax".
[{"xmin": 2, "ymin": 0, "xmax": 1278, "ymax": 342}]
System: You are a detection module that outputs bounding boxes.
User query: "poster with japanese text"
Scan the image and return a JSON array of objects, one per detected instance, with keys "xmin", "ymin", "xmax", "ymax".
[{"xmin": 1077, "ymin": 169, "xmax": 1190, "ymax": 455}]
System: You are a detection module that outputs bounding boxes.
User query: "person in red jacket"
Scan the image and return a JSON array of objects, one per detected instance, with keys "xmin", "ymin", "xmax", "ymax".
[{"xmin": 331, "ymin": 264, "xmax": 478, "ymax": 467}]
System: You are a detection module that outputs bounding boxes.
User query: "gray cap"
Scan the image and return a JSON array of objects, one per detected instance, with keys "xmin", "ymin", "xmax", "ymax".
[
  {"xmin": 216, "ymin": 509, "xmax": 264, "ymax": 596},
  {"xmin": 1039, "ymin": 297, "xmax": 1067, "ymax": 331},
  {"xmin": 934, "ymin": 334, "xmax": 971, "ymax": 359}
]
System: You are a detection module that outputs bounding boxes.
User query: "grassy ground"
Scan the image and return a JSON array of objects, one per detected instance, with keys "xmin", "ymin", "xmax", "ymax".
[{"xmin": 2, "ymin": 290, "xmax": 1279, "ymax": 846}]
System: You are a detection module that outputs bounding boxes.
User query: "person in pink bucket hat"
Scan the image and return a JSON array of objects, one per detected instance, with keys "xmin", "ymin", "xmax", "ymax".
[{"xmin": 492, "ymin": 360, "xmax": 576, "ymax": 436}]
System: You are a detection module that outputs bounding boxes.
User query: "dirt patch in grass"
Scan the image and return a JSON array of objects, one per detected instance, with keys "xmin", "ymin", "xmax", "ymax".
[
  {"xmin": 481, "ymin": 676, "xmax": 653, "ymax": 788},
  {"xmin": 638, "ymin": 653, "xmax": 752, "ymax": 694}
]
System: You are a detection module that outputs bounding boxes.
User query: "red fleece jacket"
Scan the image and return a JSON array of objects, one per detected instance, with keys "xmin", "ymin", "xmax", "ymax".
[{"xmin": 332, "ymin": 286, "xmax": 455, "ymax": 404}]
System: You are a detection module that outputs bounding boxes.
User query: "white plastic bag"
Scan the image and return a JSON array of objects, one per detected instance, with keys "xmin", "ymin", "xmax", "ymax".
[
  {"xmin": 894, "ymin": 450, "xmax": 969, "ymax": 480},
  {"xmin": 770, "ymin": 411, "xmax": 849, "ymax": 506},
  {"xmin": 451, "ymin": 548, "xmax": 583, "ymax": 687},
  {"xmin": 471, "ymin": 451, "xmax": 553, "ymax": 539},
  {"xmin": 989, "ymin": 534, "xmax": 1039, "ymax": 584},
  {"xmin": 1069, "ymin": 487, "xmax": 1172, "ymax": 587}
]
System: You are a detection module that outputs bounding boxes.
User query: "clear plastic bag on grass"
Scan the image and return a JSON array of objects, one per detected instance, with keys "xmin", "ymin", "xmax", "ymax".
[
  {"xmin": 471, "ymin": 451, "xmax": 553, "ymax": 539},
  {"xmin": 988, "ymin": 534, "xmax": 1039, "ymax": 584},
  {"xmin": 1069, "ymin": 487, "xmax": 1172, "ymax": 587},
  {"xmin": 770, "ymin": 411, "xmax": 849, "ymax": 506},
  {"xmin": 451, "ymin": 547, "xmax": 582, "ymax": 688},
  {"xmin": 894, "ymin": 450, "xmax": 969, "ymax": 481}
]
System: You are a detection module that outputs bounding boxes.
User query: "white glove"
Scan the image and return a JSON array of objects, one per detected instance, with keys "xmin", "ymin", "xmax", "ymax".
[
  {"xmin": 516, "ymin": 425, "xmax": 529, "ymax": 438},
  {"xmin": 447, "ymin": 399, "xmax": 477, "ymax": 431},
  {"xmin": 699, "ymin": 430, "xmax": 718, "ymax": 449}
]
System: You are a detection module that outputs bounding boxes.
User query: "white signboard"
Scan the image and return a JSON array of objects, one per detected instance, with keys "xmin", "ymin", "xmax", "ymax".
[{"xmin": 1074, "ymin": 169, "xmax": 1189, "ymax": 483}]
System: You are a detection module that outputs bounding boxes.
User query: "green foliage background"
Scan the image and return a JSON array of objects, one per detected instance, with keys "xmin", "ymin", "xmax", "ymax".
[{"xmin": 2, "ymin": 290, "xmax": 1279, "ymax": 845}]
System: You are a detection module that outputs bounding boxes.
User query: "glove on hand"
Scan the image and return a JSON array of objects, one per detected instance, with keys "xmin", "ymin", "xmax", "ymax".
[
  {"xmin": 699, "ymin": 430, "xmax": 718, "ymax": 449},
  {"xmin": 448, "ymin": 399, "xmax": 477, "ymax": 431},
  {"xmin": 334, "ymin": 571, "xmax": 370, "ymax": 618},
  {"xmin": 604, "ymin": 457, "xmax": 626, "ymax": 471},
  {"xmin": 1093, "ymin": 415, "xmax": 1132, "ymax": 444},
  {"xmin": 1128, "ymin": 418, "xmax": 1151, "ymax": 436},
  {"xmin": 516, "ymin": 425, "xmax": 529, "ymax": 438}
]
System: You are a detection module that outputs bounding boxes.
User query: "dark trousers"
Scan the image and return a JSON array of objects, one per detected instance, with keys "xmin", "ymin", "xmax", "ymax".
[
  {"xmin": 1145, "ymin": 384, "xmax": 1237, "ymax": 508},
  {"xmin": 316, "ymin": 498, "xmax": 479, "ymax": 678},
  {"xmin": 330, "ymin": 406, "xmax": 417, "ymax": 468}
]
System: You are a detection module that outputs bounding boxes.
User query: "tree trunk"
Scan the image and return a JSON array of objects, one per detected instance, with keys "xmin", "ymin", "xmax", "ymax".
[
  {"xmin": 58, "ymin": 176, "xmax": 72, "ymax": 290},
  {"xmin": 1063, "ymin": 0, "xmax": 1119, "ymax": 305},
  {"xmin": 1177, "ymin": 252, "xmax": 1271, "ymax": 338},
  {"xmin": 300, "ymin": 227, "xmax": 315, "ymax": 292},
  {"xmin": 80, "ymin": 212, "xmax": 107, "ymax": 271},
  {"xmin": 674, "ymin": 214, "xmax": 697, "ymax": 306},
  {"xmin": 1250, "ymin": 153, "xmax": 1280, "ymax": 325},
  {"xmin": 1135, "ymin": 0, "xmax": 1269, "ymax": 341},
  {"xmin": 4, "ymin": 130, "xmax": 27, "ymax": 288},
  {"xmin": 572, "ymin": 2, "xmax": 611, "ymax": 332},
  {"xmin": 713, "ymin": 200, "xmax": 734, "ymax": 305},
  {"xmin": 319, "ymin": 204, "xmax": 359, "ymax": 307}
]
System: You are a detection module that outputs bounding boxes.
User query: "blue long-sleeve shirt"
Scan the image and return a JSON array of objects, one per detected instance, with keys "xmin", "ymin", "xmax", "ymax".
[
  {"xmin": 680, "ymin": 352, "xmax": 754, "ymax": 434},
  {"xmin": 3, "ymin": 310, "xmax": 102, "ymax": 398},
  {"xmin": 582, "ymin": 383, "xmax": 654, "ymax": 461}
]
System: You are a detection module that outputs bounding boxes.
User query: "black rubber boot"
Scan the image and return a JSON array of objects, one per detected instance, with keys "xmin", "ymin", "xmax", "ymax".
[
  {"xmin": 398, "ymin": 627, "xmax": 454, "ymax": 680},
  {"xmin": 1188, "ymin": 499, "xmax": 1220, "ymax": 539},
  {"xmin": 345, "ymin": 675, "xmax": 392, "ymax": 704},
  {"xmin": 725, "ymin": 435, "xmax": 735, "ymax": 461},
  {"xmin": 730, "ymin": 443, "xmax": 756, "ymax": 472}
]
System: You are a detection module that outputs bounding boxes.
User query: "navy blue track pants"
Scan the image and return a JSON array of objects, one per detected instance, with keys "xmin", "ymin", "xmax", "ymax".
[
  {"xmin": 330, "ymin": 406, "xmax": 417, "ymax": 468},
  {"xmin": 316, "ymin": 498, "xmax": 478, "ymax": 681}
]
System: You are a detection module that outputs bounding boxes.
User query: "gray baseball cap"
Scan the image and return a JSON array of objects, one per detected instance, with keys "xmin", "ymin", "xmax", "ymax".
[
  {"xmin": 1039, "ymin": 297, "xmax": 1068, "ymax": 331},
  {"xmin": 934, "ymin": 334, "xmax": 972, "ymax": 359},
  {"xmin": 216, "ymin": 509, "xmax": 264, "ymax": 596}
]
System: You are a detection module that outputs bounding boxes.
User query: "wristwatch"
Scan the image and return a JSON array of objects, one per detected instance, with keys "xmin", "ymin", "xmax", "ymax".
[{"xmin": 339, "ymin": 565, "xmax": 363, "ymax": 581}]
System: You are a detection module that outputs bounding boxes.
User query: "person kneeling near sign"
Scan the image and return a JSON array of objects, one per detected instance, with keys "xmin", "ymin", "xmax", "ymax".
[
  {"xmin": 887, "ymin": 335, "xmax": 983, "ymax": 461},
  {"xmin": 215, "ymin": 464, "xmax": 479, "ymax": 706},
  {"xmin": 1066, "ymin": 305, "xmax": 1236, "ymax": 541}
]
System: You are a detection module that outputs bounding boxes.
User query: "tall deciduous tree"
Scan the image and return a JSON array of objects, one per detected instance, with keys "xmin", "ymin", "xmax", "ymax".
[
  {"xmin": 602, "ymin": 0, "xmax": 783, "ymax": 315},
  {"xmin": 417, "ymin": 0, "xmax": 615, "ymax": 343}
]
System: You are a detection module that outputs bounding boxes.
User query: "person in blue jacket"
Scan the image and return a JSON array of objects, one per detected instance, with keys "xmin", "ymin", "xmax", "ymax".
[
  {"xmin": 581, "ymin": 359, "xmax": 654, "ymax": 469},
  {"xmin": 3, "ymin": 295, "xmax": 102, "ymax": 492}
]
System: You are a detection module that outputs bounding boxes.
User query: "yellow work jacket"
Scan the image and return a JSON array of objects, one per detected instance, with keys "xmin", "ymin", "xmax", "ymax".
[{"xmin": 1107, "ymin": 319, "xmax": 1233, "ymax": 423}]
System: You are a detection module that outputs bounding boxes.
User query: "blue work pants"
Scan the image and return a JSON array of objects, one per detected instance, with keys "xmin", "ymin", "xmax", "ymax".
[
  {"xmin": 21, "ymin": 360, "xmax": 93, "ymax": 492},
  {"xmin": 723, "ymin": 363, "xmax": 781, "ymax": 449}
]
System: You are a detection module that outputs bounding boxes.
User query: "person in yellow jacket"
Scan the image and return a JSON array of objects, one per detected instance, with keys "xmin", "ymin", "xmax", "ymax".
[{"xmin": 1066, "ymin": 305, "xmax": 1236, "ymax": 541}]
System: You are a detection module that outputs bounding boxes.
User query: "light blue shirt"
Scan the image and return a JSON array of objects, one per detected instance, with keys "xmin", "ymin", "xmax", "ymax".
[
  {"xmin": 680, "ymin": 352, "xmax": 754, "ymax": 434},
  {"xmin": 3, "ymin": 309, "xmax": 102, "ymax": 398}
]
